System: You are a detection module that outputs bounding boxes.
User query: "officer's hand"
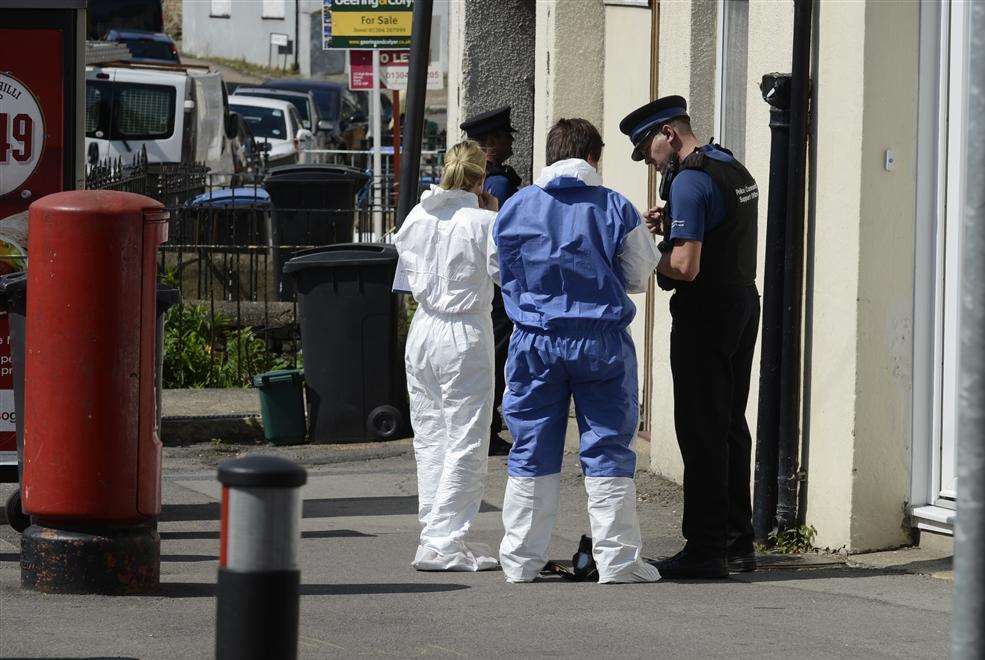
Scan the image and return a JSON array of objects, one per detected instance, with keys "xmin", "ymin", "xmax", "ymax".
[
  {"xmin": 644, "ymin": 206, "xmax": 668, "ymax": 236},
  {"xmin": 479, "ymin": 191, "xmax": 500, "ymax": 212}
]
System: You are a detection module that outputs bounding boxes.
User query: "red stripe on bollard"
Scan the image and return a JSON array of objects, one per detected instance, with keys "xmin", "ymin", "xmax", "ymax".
[{"xmin": 219, "ymin": 486, "xmax": 229, "ymax": 568}]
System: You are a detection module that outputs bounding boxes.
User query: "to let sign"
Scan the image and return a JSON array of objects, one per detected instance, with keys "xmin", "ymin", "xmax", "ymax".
[{"xmin": 328, "ymin": 0, "xmax": 414, "ymax": 49}]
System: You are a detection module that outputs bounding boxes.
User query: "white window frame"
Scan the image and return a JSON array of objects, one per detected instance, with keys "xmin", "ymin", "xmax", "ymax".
[
  {"xmin": 210, "ymin": 0, "xmax": 231, "ymax": 18},
  {"xmin": 911, "ymin": 0, "xmax": 969, "ymax": 534},
  {"xmin": 262, "ymin": 0, "xmax": 287, "ymax": 20},
  {"xmin": 713, "ymin": 0, "xmax": 748, "ymax": 161}
]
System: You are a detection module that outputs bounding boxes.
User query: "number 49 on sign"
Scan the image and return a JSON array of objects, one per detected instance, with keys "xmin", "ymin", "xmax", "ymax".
[{"xmin": 0, "ymin": 113, "xmax": 34, "ymax": 164}]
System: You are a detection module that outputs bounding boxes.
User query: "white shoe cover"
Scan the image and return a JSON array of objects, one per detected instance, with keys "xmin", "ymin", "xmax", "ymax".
[
  {"xmin": 499, "ymin": 474, "xmax": 562, "ymax": 583},
  {"xmin": 412, "ymin": 541, "xmax": 500, "ymax": 572},
  {"xmin": 585, "ymin": 476, "xmax": 661, "ymax": 584}
]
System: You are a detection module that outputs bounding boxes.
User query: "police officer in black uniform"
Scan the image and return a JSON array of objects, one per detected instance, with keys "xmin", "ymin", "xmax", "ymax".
[
  {"xmin": 620, "ymin": 96, "xmax": 761, "ymax": 578},
  {"xmin": 460, "ymin": 107, "xmax": 522, "ymax": 456}
]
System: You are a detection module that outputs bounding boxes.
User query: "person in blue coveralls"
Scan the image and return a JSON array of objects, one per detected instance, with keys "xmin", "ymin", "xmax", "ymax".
[
  {"xmin": 493, "ymin": 118, "xmax": 662, "ymax": 584},
  {"xmin": 621, "ymin": 95, "xmax": 761, "ymax": 579},
  {"xmin": 461, "ymin": 107, "xmax": 523, "ymax": 457}
]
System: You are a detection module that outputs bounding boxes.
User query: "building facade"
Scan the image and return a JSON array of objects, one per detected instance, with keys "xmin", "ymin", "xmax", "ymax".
[{"xmin": 448, "ymin": 0, "xmax": 973, "ymax": 553}]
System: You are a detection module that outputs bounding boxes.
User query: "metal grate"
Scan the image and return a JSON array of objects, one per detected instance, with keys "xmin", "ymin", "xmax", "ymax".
[
  {"xmin": 118, "ymin": 86, "xmax": 172, "ymax": 136},
  {"xmin": 85, "ymin": 85, "xmax": 102, "ymax": 134}
]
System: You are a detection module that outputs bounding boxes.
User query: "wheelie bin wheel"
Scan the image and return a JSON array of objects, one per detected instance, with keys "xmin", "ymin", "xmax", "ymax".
[
  {"xmin": 368, "ymin": 405, "xmax": 403, "ymax": 440},
  {"xmin": 5, "ymin": 489, "xmax": 29, "ymax": 533}
]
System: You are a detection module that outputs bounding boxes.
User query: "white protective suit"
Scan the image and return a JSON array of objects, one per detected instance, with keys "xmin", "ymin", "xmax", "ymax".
[{"xmin": 393, "ymin": 185, "xmax": 501, "ymax": 572}]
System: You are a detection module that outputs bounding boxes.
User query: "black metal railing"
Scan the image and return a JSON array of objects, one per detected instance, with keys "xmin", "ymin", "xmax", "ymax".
[{"xmin": 86, "ymin": 149, "xmax": 443, "ymax": 387}]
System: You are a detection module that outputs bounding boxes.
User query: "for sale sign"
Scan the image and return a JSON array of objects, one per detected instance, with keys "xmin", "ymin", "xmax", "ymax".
[
  {"xmin": 0, "ymin": 74, "xmax": 45, "ymax": 198},
  {"xmin": 328, "ymin": 0, "xmax": 414, "ymax": 49}
]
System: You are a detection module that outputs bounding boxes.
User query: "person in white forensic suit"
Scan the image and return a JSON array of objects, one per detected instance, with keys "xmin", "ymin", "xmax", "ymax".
[{"xmin": 392, "ymin": 140, "xmax": 503, "ymax": 571}]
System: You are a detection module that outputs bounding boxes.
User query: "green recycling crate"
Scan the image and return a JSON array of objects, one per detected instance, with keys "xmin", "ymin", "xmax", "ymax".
[{"xmin": 252, "ymin": 369, "xmax": 307, "ymax": 445}]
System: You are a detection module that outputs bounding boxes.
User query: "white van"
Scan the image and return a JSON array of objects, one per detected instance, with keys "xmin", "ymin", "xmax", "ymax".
[
  {"xmin": 85, "ymin": 63, "xmax": 236, "ymax": 175},
  {"xmin": 228, "ymin": 95, "xmax": 314, "ymax": 167}
]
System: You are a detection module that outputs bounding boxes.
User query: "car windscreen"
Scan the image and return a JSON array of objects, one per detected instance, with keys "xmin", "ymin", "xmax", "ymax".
[
  {"xmin": 230, "ymin": 103, "xmax": 288, "ymax": 140},
  {"xmin": 239, "ymin": 91, "xmax": 309, "ymax": 125},
  {"xmin": 85, "ymin": 80, "xmax": 176, "ymax": 140},
  {"xmin": 121, "ymin": 38, "xmax": 177, "ymax": 62}
]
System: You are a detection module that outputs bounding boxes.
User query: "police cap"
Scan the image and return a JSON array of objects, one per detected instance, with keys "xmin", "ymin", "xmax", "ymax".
[
  {"xmin": 619, "ymin": 95, "xmax": 688, "ymax": 161},
  {"xmin": 460, "ymin": 107, "xmax": 516, "ymax": 139}
]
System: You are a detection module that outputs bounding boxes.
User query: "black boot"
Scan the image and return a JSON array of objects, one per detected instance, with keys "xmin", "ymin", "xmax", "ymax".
[
  {"xmin": 655, "ymin": 547, "xmax": 728, "ymax": 579},
  {"xmin": 571, "ymin": 535, "xmax": 598, "ymax": 581},
  {"xmin": 727, "ymin": 539, "xmax": 757, "ymax": 573}
]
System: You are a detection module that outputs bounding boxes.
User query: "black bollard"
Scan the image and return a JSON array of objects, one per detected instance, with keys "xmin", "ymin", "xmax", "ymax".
[{"xmin": 215, "ymin": 455, "xmax": 307, "ymax": 660}]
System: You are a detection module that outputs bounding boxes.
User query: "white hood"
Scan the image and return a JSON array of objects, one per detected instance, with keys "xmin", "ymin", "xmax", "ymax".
[
  {"xmin": 420, "ymin": 184, "xmax": 480, "ymax": 213},
  {"xmin": 534, "ymin": 158, "xmax": 603, "ymax": 189}
]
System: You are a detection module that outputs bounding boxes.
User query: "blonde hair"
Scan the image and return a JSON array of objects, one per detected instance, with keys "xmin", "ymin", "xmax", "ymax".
[{"xmin": 440, "ymin": 140, "xmax": 486, "ymax": 192}]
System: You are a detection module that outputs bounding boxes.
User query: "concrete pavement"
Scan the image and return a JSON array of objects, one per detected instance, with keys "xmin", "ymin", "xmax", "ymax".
[{"xmin": 0, "ymin": 437, "xmax": 952, "ymax": 659}]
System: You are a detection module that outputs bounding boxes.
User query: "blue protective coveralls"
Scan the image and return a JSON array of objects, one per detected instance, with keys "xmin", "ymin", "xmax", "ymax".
[{"xmin": 493, "ymin": 159, "xmax": 662, "ymax": 583}]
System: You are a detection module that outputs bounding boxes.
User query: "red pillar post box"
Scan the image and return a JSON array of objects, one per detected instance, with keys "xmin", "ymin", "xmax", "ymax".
[{"xmin": 20, "ymin": 190, "xmax": 168, "ymax": 595}]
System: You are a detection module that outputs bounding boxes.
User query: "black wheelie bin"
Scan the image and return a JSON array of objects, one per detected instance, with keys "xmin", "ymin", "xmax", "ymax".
[
  {"xmin": 283, "ymin": 244, "xmax": 408, "ymax": 443},
  {"xmin": 263, "ymin": 164, "xmax": 369, "ymax": 300}
]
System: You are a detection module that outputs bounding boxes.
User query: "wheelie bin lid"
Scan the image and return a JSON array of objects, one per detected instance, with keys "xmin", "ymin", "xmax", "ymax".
[
  {"xmin": 251, "ymin": 368, "xmax": 305, "ymax": 388},
  {"xmin": 264, "ymin": 164, "xmax": 369, "ymax": 185},
  {"xmin": 156, "ymin": 283, "xmax": 182, "ymax": 312},
  {"xmin": 187, "ymin": 187, "xmax": 271, "ymax": 209},
  {"xmin": 0, "ymin": 271, "xmax": 27, "ymax": 312},
  {"xmin": 282, "ymin": 243, "xmax": 398, "ymax": 274}
]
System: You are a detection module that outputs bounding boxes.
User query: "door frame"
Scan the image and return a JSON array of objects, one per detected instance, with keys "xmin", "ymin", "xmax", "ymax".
[{"xmin": 911, "ymin": 0, "xmax": 966, "ymax": 534}]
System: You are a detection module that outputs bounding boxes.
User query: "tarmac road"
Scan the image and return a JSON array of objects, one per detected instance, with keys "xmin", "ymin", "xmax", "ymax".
[{"xmin": 0, "ymin": 436, "xmax": 952, "ymax": 659}]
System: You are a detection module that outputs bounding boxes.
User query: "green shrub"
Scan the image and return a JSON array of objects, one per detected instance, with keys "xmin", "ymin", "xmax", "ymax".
[
  {"xmin": 758, "ymin": 524, "xmax": 818, "ymax": 554},
  {"xmin": 163, "ymin": 303, "xmax": 291, "ymax": 388}
]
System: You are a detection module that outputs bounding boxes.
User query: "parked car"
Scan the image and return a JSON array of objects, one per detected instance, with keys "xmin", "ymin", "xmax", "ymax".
[
  {"xmin": 104, "ymin": 29, "xmax": 180, "ymax": 65},
  {"xmin": 232, "ymin": 86, "xmax": 329, "ymax": 149},
  {"xmin": 87, "ymin": 0, "xmax": 162, "ymax": 40},
  {"xmin": 228, "ymin": 96, "xmax": 314, "ymax": 167},
  {"xmin": 262, "ymin": 79, "xmax": 371, "ymax": 149},
  {"xmin": 85, "ymin": 63, "xmax": 238, "ymax": 178}
]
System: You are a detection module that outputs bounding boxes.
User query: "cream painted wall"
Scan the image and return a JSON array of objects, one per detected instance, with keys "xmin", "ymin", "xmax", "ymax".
[
  {"xmin": 446, "ymin": 1, "xmax": 465, "ymax": 142},
  {"xmin": 601, "ymin": 4, "xmax": 654, "ymax": 409},
  {"xmin": 802, "ymin": 0, "xmax": 868, "ymax": 550},
  {"xmin": 848, "ymin": 0, "xmax": 919, "ymax": 551},
  {"xmin": 533, "ymin": 0, "xmax": 606, "ymax": 174},
  {"xmin": 802, "ymin": 0, "xmax": 920, "ymax": 553},
  {"xmin": 648, "ymin": 0, "xmax": 691, "ymax": 483}
]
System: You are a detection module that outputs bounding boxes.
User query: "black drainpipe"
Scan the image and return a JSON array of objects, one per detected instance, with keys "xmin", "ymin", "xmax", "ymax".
[
  {"xmin": 776, "ymin": 0, "xmax": 813, "ymax": 531},
  {"xmin": 754, "ymin": 73, "xmax": 792, "ymax": 543}
]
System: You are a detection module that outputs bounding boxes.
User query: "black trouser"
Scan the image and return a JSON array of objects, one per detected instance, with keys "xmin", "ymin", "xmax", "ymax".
[
  {"xmin": 491, "ymin": 286, "xmax": 513, "ymax": 436},
  {"xmin": 670, "ymin": 284, "xmax": 760, "ymax": 557}
]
